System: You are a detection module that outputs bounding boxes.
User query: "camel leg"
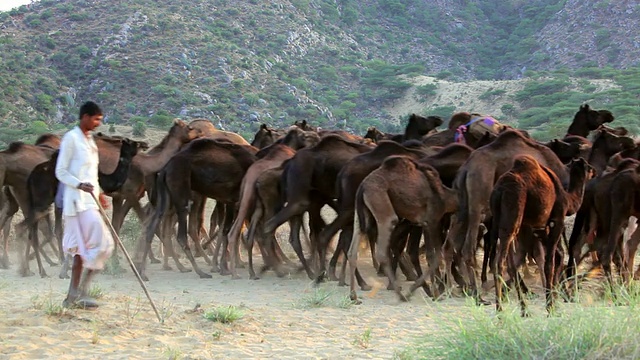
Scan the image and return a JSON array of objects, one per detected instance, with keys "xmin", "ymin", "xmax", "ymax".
[
  {"xmin": 627, "ymin": 224, "xmax": 640, "ymax": 280},
  {"xmin": 0, "ymin": 212, "xmax": 14, "ymax": 269},
  {"xmin": 289, "ymin": 215, "xmax": 314, "ymax": 279},
  {"xmin": 347, "ymin": 214, "xmax": 366, "ymax": 303}
]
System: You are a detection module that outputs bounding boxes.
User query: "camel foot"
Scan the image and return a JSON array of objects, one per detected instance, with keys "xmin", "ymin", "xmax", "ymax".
[
  {"xmin": 140, "ymin": 273, "xmax": 149, "ymax": 282},
  {"xmin": 180, "ymin": 268, "xmax": 193, "ymax": 274},
  {"xmin": 163, "ymin": 265, "xmax": 173, "ymax": 271},
  {"xmin": 197, "ymin": 271, "xmax": 213, "ymax": 279},
  {"xmin": 314, "ymin": 271, "xmax": 327, "ymax": 286},
  {"xmin": 231, "ymin": 274, "xmax": 242, "ymax": 280},
  {"xmin": 19, "ymin": 267, "xmax": 35, "ymax": 277},
  {"xmin": 476, "ymin": 297, "xmax": 491, "ymax": 306},
  {"xmin": 338, "ymin": 280, "xmax": 347, "ymax": 287},
  {"xmin": 0, "ymin": 255, "xmax": 9, "ymax": 269},
  {"xmin": 349, "ymin": 290, "xmax": 362, "ymax": 304},
  {"xmin": 327, "ymin": 267, "xmax": 339, "ymax": 281},
  {"xmin": 219, "ymin": 267, "xmax": 232, "ymax": 276},
  {"xmin": 249, "ymin": 274, "xmax": 260, "ymax": 280},
  {"xmin": 377, "ymin": 269, "xmax": 385, "ymax": 277},
  {"xmin": 39, "ymin": 271, "xmax": 49, "ymax": 278},
  {"xmin": 360, "ymin": 284, "xmax": 372, "ymax": 291},
  {"xmin": 58, "ymin": 272, "xmax": 70, "ymax": 279},
  {"xmin": 149, "ymin": 257, "xmax": 161, "ymax": 264}
]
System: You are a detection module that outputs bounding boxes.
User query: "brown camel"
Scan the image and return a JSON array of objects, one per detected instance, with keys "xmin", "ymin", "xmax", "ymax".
[
  {"xmin": 104, "ymin": 119, "xmax": 201, "ymax": 240},
  {"xmin": 564, "ymin": 158, "xmax": 640, "ymax": 284},
  {"xmin": 188, "ymin": 119, "xmax": 250, "ymax": 145},
  {"xmin": 347, "ymin": 156, "xmax": 458, "ymax": 302},
  {"xmin": 0, "ymin": 142, "xmax": 56, "ymax": 275},
  {"xmin": 448, "ymin": 129, "xmax": 569, "ymax": 304},
  {"xmin": 138, "ymin": 138, "xmax": 257, "ymax": 280},
  {"xmin": 226, "ymin": 127, "xmax": 321, "ymax": 279},
  {"xmin": 585, "ymin": 128, "xmax": 635, "ymax": 175},
  {"xmin": 565, "ymin": 104, "xmax": 615, "ymax": 138},
  {"xmin": 489, "ymin": 156, "xmax": 593, "ymax": 315},
  {"xmin": 593, "ymin": 161, "xmax": 640, "ymax": 284},
  {"xmin": 317, "ymin": 140, "xmax": 436, "ymax": 288},
  {"xmin": 362, "ymin": 114, "xmax": 443, "ymax": 144},
  {"xmin": 19, "ymin": 136, "xmax": 141, "ymax": 278},
  {"xmin": 422, "ymin": 112, "xmax": 492, "ymax": 148},
  {"xmin": 251, "ymin": 124, "xmax": 286, "ymax": 149},
  {"xmin": 262, "ymin": 135, "xmax": 374, "ymax": 279}
]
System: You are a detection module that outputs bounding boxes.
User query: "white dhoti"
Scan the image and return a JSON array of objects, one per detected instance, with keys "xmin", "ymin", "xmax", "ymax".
[{"xmin": 62, "ymin": 209, "xmax": 114, "ymax": 270}]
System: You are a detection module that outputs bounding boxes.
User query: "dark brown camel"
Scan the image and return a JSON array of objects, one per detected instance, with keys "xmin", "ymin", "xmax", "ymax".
[
  {"xmin": 422, "ymin": 112, "xmax": 494, "ymax": 148},
  {"xmin": 138, "ymin": 138, "xmax": 257, "ymax": 280},
  {"xmin": 564, "ymin": 158, "xmax": 640, "ymax": 284},
  {"xmin": 448, "ymin": 129, "xmax": 569, "ymax": 304},
  {"xmin": 227, "ymin": 128, "xmax": 321, "ymax": 279},
  {"xmin": 489, "ymin": 156, "xmax": 593, "ymax": 315},
  {"xmin": 362, "ymin": 114, "xmax": 443, "ymax": 144},
  {"xmin": 347, "ymin": 156, "xmax": 458, "ymax": 302},
  {"xmin": 262, "ymin": 135, "xmax": 374, "ymax": 280},
  {"xmin": 318, "ymin": 140, "xmax": 436, "ymax": 288},
  {"xmin": 20, "ymin": 137, "xmax": 141, "ymax": 278},
  {"xmin": 565, "ymin": 104, "xmax": 615, "ymax": 138},
  {"xmin": 586, "ymin": 128, "xmax": 635, "ymax": 175},
  {"xmin": 593, "ymin": 161, "xmax": 640, "ymax": 284}
]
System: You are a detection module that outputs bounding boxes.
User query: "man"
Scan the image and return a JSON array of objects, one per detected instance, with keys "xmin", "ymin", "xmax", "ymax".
[{"xmin": 55, "ymin": 101, "xmax": 114, "ymax": 309}]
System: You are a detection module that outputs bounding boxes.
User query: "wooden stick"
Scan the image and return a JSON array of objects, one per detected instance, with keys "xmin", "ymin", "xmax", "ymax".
[{"xmin": 90, "ymin": 193, "xmax": 163, "ymax": 323}]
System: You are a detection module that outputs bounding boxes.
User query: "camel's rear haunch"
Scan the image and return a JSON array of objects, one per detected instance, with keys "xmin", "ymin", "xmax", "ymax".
[{"xmin": 489, "ymin": 155, "xmax": 593, "ymax": 315}]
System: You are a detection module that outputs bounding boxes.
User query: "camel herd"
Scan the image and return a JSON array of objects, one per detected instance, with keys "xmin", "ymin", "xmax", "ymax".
[{"xmin": 1, "ymin": 104, "xmax": 639, "ymax": 315}]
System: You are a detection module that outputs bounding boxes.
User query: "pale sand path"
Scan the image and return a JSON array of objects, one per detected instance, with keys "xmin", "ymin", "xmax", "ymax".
[{"xmin": 0, "ymin": 244, "xmax": 477, "ymax": 360}]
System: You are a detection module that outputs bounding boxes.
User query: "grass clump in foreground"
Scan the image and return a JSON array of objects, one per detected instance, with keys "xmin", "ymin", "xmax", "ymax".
[
  {"xmin": 396, "ymin": 293, "xmax": 640, "ymax": 360},
  {"xmin": 203, "ymin": 305, "xmax": 244, "ymax": 324}
]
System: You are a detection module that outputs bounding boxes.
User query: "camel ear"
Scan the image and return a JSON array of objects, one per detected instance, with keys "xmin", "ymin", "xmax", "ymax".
[{"xmin": 260, "ymin": 124, "xmax": 268, "ymax": 130}]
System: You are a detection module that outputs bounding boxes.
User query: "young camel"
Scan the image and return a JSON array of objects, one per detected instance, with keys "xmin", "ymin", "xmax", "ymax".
[
  {"xmin": 347, "ymin": 156, "xmax": 459, "ymax": 303},
  {"xmin": 490, "ymin": 156, "xmax": 593, "ymax": 316}
]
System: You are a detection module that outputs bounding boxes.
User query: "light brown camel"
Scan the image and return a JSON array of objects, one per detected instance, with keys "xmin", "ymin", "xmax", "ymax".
[
  {"xmin": 489, "ymin": 156, "xmax": 593, "ymax": 315},
  {"xmin": 347, "ymin": 156, "xmax": 458, "ymax": 303},
  {"xmin": 448, "ymin": 129, "xmax": 569, "ymax": 304},
  {"xmin": 103, "ymin": 119, "xmax": 201, "ymax": 241}
]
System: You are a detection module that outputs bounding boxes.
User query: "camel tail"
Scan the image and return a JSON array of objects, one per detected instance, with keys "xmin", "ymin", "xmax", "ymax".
[{"xmin": 144, "ymin": 171, "xmax": 170, "ymax": 244}]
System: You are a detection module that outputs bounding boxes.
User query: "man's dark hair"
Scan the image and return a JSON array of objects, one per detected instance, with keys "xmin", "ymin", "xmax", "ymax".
[{"xmin": 79, "ymin": 101, "xmax": 103, "ymax": 119}]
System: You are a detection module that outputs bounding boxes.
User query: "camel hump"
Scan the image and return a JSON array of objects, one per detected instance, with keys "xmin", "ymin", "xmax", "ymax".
[
  {"xmin": 5, "ymin": 141, "xmax": 26, "ymax": 153},
  {"xmin": 381, "ymin": 155, "xmax": 417, "ymax": 171},
  {"xmin": 314, "ymin": 134, "xmax": 353, "ymax": 148},
  {"xmin": 512, "ymin": 155, "xmax": 541, "ymax": 171}
]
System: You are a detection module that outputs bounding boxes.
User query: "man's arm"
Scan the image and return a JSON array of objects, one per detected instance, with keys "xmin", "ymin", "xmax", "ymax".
[{"xmin": 55, "ymin": 133, "xmax": 82, "ymax": 189}]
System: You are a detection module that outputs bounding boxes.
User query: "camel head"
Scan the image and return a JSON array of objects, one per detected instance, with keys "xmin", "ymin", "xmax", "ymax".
[
  {"xmin": 364, "ymin": 126, "xmax": 384, "ymax": 143},
  {"xmin": 171, "ymin": 118, "xmax": 203, "ymax": 142},
  {"xmin": 575, "ymin": 104, "xmax": 615, "ymax": 131},
  {"xmin": 567, "ymin": 157, "xmax": 596, "ymax": 182},
  {"xmin": 293, "ymin": 119, "xmax": 317, "ymax": 132},
  {"xmin": 251, "ymin": 123, "xmax": 282, "ymax": 148},
  {"xmin": 409, "ymin": 114, "xmax": 444, "ymax": 135},
  {"xmin": 544, "ymin": 139, "xmax": 582, "ymax": 164},
  {"xmin": 592, "ymin": 128, "xmax": 636, "ymax": 153},
  {"xmin": 280, "ymin": 126, "xmax": 320, "ymax": 150}
]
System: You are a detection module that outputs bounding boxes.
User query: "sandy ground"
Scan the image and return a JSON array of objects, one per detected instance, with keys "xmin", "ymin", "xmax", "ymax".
[{"xmin": 0, "ymin": 214, "xmax": 476, "ymax": 360}]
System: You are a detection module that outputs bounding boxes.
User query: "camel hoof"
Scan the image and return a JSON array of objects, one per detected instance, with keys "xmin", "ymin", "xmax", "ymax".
[
  {"xmin": 476, "ymin": 298, "xmax": 491, "ymax": 306},
  {"xmin": 337, "ymin": 280, "xmax": 347, "ymax": 287},
  {"xmin": 149, "ymin": 258, "xmax": 161, "ymax": 264},
  {"xmin": 231, "ymin": 274, "xmax": 242, "ymax": 280},
  {"xmin": 141, "ymin": 274, "xmax": 149, "ymax": 282},
  {"xmin": 250, "ymin": 275, "xmax": 260, "ymax": 280},
  {"xmin": 198, "ymin": 272, "xmax": 213, "ymax": 279},
  {"xmin": 314, "ymin": 272, "xmax": 327, "ymax": 285},
  {"xmin": 360, "ymin": 284, "xmax": 372, "ymax": 291},
  {"xmin": 219, "ymin": 268, "xmax": 232, "ymax": 276},
  {"xmin": 179, "ymin": 268, "xmax": 193, "ymax": 273},
  {"xmin": 59, "ymin": 273, "xmax": 70, "ymax": 279},
  {"xmin": 19, "ymin": 268, "xmax": 35, "ymax": 277},
  {"xmin": 398, "ymin": 293, "xmax": 409, "ymax": 302},
  {"xmin": 327, "ymin": 271, "xmax": 339, "ymax": 282},
  {"xmin": 39, "ymin": 272, "xmax": 49, "ymax": 278},
  {"xmin": 349, "ymin": 291, "xmax": 362, "ymax": 304},
  {"xmin": 162, "ymin": 265, "xmax": 173, "ymax": 271}
]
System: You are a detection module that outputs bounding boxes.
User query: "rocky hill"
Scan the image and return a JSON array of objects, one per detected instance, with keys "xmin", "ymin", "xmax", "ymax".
[{"xmin": 0, "ymin": 0, "xmax": 639, "ymax": 146}]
